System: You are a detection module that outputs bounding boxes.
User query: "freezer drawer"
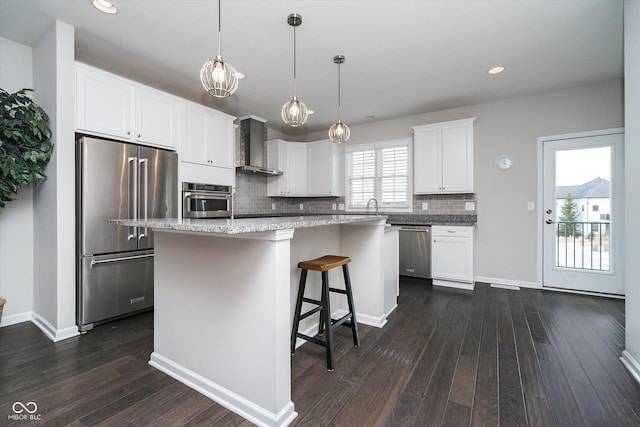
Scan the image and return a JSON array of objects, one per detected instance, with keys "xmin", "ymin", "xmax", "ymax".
[
  {"xmin": 78, "ymin": 251, "xmax": 154, "ymax": 330},
  {"xmin": 399, "ymin": 226, "xmax": 432, "ymax": 279}
]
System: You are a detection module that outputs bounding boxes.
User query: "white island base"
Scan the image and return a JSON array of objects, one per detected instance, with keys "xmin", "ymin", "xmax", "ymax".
[{"xmin": 134, "ymin": 216, "xmax": 390, "ymax": 427}]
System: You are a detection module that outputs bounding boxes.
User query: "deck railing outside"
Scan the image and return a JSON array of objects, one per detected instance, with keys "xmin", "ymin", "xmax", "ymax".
[{"xmin": 556, "ymin": 221, "xmax": 610, "ymax": 271}]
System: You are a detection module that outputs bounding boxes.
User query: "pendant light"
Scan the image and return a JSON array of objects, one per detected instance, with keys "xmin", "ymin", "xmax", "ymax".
[
  {"xmin": 281, "ymin": 13, "xmax": 308, "ymax": 127},
  {"xmin": 200, "ymin": 0, "xmax": 238, "ymax": 98},
  {"xmin": 328, "ymin": 55, "xmax": 350, "ymax": 143}
]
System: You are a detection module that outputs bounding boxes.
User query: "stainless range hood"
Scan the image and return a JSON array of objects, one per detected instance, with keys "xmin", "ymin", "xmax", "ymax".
[{"xmin": 236, "ymin": 116, "xmax": 283, "ymax": 176}]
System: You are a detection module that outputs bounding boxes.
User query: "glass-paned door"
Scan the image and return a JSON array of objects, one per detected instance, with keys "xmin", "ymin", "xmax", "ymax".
[{"xmin": 542, "ymin": 130, "xmax": 624, "ymax": 295}]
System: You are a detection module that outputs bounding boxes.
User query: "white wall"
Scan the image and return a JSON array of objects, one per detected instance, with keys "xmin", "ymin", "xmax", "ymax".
[
  {"xmin": 306, "ymin": 79, "xmax": 623, "ymax": 286},
  {"xmin": 624, "ymin": 0, "xmax": 640, "ymax": 377},
  {"xmin": 31, "ymin": 21, "xmax": 78, "ymax": 340},
  {"xmin": 0, "ymin": 37, "xmax": 35, "ymax": 326}
]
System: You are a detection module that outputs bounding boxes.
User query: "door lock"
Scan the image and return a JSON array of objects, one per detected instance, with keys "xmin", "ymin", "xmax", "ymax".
[
  {"xmin": 546, "ymin": 209, "xmax": 552, "ymax": 214},
  {"xmin": 546, "ymin": 219, "xmax": 553, "ymax": 224}
]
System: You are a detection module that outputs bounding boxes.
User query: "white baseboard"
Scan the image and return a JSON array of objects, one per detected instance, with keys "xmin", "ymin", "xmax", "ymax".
[
  {"xmin": 0, "ymin": 310, "xmax": 32, "ymax": 327},
  {"xmin": 475, "ymin": 276, "xmax": 540, "ymax": 289},
  {"xmin": 31, "ymin": 312, "xmax": 80, "ymax": 342},
  {"xmin": 433, "ymin": 279, "xmax": 475, "ymax": 291},
  {"xmin": 621, "ymin": 350, "xmax": 640, "ymax": 385},
  {"xmin": 149, "ymin": 352, "xmax": 297, "ymax": 427}
]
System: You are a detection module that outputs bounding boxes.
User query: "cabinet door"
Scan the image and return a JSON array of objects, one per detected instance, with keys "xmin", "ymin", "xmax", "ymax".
[
  {"xmin": 135, "ymin": 88, "xmax": 179, "ymax": 149},
  {"xmin": 432, "ymin": 235, "xmax": 473, "ymax": 283},
  {"xmin": 76, "ymin": 66, "xmax": 133, "ymax": 140},
  {"xmin": 413, "ymin": 126, "xmax": 442, "ymax": 193},
  {"xmin": 285, "ymin": 143, "xmax": 307, "ymax": 196},
  {"xmin": 307, "ymin": 140, "xmax": 335, "ymax": 196},
  {"xmin": 205, "ymin": 112, "xmax": 234, "ymax": 169},
  {"xmin": 180, "ymin": 104, "xmax": 208, "ymax": 165},
  {"xmin": 441, "ymin": 121, "xmax": 473, "ymax": 193},
  {"xmin": 267, "ymin": 140, "xmax": 286, "ymax": 196}
]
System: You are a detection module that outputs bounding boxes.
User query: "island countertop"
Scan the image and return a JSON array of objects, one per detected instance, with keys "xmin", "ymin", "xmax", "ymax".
[{"xmin": 108, "ymin": 214, "xmax": 388, "ymax": 235}]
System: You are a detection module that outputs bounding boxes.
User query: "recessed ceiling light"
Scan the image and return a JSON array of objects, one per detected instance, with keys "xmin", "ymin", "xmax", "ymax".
[
  {"xmin": 366, "ymin": 115, "xmax": 376, "ymax": 120},
  {"xmin": 92, "ymin": 0, "xmax": 118, "ymax": 14},
  {"xmin": 307, "ymin": 110, "xmax": 315, "ymax": 115},
  {"xmin": 236, "ymin": 72, "xmax": 246, "ymax": 80},
  {"xmin": 487, "ymin": 66, "xmax": 505, "ymax": 75}
]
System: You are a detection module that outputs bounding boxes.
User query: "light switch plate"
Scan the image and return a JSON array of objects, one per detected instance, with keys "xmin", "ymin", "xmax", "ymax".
[
  {"xmin": 465, "ymin": 202, "xmax": 475, "ymax": 211},
  {"xmin": 527, "ymin": 201, "xmax": 535, "ymax": 211},
  {"xmin": 422, "ymin": 202, "xmax": 428, "ymax": 210},
  {"xmin": 299, "ymin": 204, "xmax": 304, "ymax": 210},
  {"xmin": 332, "ymin": 203, "xmax": 337, "ymax": 210},
  {"xmin": 272, "ymin": 203, "xmax": 275, "ymax": 210},
  {"xmin": 338, "ymin": 203, "xmax": 345, "ymax": 210}
]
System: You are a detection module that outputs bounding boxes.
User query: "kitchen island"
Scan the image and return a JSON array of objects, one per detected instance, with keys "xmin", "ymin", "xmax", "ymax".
[{"xmin": 108, "ymin": 215, "xmax": 392, "ymax": 427}]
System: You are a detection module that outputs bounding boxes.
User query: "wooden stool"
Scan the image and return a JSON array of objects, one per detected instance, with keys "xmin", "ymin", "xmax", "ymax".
[{"xmin": 290, "ymin": 255, "xmax": 360, "ymax": 370}]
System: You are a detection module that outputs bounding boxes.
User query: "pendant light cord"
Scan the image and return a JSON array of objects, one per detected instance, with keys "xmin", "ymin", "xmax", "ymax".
[
  {"xmin": 217, "ymin": 0, "xmax": 222, "ymax": 56},
  {"xmin": 337, "ymin": 61, "xmax": 341, "ymax": 118},
  {"xmin": 292, "ymin": 23, "xmax": 297, "ymax": 96}
]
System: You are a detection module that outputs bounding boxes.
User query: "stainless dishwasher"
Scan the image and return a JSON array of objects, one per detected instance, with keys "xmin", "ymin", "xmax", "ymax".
[{"xmin": 399, "ymin": 225, "xmax": 432, "ymax": 279}]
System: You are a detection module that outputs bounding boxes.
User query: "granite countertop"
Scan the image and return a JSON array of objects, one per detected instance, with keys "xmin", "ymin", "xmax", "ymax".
[
  {"xmin": 385, "ymin": 214, "xmax": 477, "ymax": 226},
  {"xmin": 108, "ymin": 214, "xmax": 388, "ymax": 235}
]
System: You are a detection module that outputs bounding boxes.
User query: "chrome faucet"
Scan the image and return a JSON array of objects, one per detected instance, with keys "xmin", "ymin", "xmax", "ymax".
[{"xmin": 366, "ymin": 198, "xmax": 379, "ymax": 215}]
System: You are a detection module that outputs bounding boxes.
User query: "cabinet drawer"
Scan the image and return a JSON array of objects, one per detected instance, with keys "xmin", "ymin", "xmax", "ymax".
[{"xmin": 432, "ymin": 226, "xmax": 473, "ymax": 237}]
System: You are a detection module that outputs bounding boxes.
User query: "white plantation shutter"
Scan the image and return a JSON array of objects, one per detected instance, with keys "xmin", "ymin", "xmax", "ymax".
[{"xmin": 346, "ymin": 139, "xmax": 411, "ymax": 210}]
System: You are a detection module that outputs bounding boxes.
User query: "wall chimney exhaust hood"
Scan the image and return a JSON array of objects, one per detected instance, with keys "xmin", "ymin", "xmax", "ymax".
[{"xmin": 236, "ymin": 116, "xmax": 283, "ymax": 176}]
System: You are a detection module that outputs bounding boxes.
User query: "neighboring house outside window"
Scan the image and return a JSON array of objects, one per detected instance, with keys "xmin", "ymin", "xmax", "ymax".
[
  {"xmin": 346, "ymin": 138, "xmax": 412, "ymax": 212},
  {"xmin": 555, "ymin": 177, "xmax": 611, "ymax": 227}
]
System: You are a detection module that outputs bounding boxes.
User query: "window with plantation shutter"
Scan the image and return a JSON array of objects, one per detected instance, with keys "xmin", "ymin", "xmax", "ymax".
[{"xmin": 346, "ymin": 139, "xmax": 412, "ymax": 212}]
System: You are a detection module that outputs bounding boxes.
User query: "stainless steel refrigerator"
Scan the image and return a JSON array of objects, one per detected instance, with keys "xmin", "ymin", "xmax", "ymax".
[{"xmin": 76, "ymin": 136, "xmax": 178, "ymax": 332}]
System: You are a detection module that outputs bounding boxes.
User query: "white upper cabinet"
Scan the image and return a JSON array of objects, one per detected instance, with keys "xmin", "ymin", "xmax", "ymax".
[
  {"xmin": 135, "ymin": 88, "xmax": 180, "ymax": 149},
  {"xmin": 180, "ymin": 101, "xmax": 234, "ymax": 169},
  {"xmin": 76, "ymin": 63, "xmax": 180, "ymax": 150},
  {"xmin": 413, "ymin": 117, "xmax": 475, "ymax": 194},
  {"xmin": 267, "ymin": 140, "xmax": 308, "ymax": 197},
  {"xmin": 76, "ymin": 64, "xmax": 133, "ymax": 141},
  {"xmin": 307, "ymin": 140, "xmax": 344, "ymax": 197}
]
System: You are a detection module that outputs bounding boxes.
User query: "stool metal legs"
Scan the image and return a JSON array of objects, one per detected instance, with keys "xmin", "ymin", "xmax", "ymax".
[{"xmin": 290, "ymin": 264, "xmax": 360, "ymax": 371}]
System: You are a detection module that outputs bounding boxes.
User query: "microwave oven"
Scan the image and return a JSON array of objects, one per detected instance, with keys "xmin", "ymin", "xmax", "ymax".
[{"xmin": 182, "ymin": 182, "xmax": 232, "ymax": 219}]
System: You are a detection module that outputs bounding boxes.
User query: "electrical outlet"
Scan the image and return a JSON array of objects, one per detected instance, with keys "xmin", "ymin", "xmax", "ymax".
[
  {"xmin": 465, "ymin": 202, "xmax": 475, "ymax": 211},
  {"xmin": 422, "ymin": 202, "xmax": 428, "ymax": 210},
  {"xmin": 332, "ymin": 203, "xmax": 337, "ymax": 210},
  {"xmin": 299, "ymin": 203, "xmax": 304, "ymax": 210},
  {"xmin": 271, "ymin": 203, "xmax": 276, "ymax": 210}
]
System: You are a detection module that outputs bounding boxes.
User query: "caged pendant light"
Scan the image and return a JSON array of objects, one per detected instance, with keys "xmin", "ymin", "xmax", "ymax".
[
  {"xmin": 328, "ymin": 55, "xmax": 350, "ymax": 143},
  {"xmin": 200, "ymin": 0, "xmax": 238, "ymax": 98},
  {"xmin": 281, "ymin": 13, "xmax": 308, "ymax": 127}
]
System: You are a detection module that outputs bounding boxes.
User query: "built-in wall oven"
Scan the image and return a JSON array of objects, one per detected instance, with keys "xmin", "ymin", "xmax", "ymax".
[{"xmin": 182, "ymin": 182, "xmax": 232, "ymax": 218}]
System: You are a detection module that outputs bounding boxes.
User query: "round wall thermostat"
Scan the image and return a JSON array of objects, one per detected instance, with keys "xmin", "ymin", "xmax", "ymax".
[{"xmin": 496, "ymin": 155, "xmax": 512, "ymax": 170}]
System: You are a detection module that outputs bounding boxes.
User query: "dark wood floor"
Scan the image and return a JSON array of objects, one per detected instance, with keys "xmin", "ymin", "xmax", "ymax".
[{"xmin": 2, "ymin": 279, "xmax": 640, "ymax": 426}]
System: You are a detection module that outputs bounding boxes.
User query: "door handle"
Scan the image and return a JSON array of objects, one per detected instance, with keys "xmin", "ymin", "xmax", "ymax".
[
  {"xmin": 546, "ymin": 219, "xmax": 553, "ymax": 224},
  {"xmin": 128, "ymin": 156, "xmax": 138, "ymax": 241},
  {"xmin": 139, "ymin": 158, "xmax": 149, "ymax": 240}
]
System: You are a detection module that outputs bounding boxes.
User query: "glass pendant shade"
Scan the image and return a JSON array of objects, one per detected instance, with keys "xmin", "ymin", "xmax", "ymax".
[
  {"xmin": 329, "ymin": 54, "xmax": 350, "ymax": 143},
  {"xmin": 282, "ymin": 13, "xmax": 308, "ymax": 127},
  {"xmin": 200, "ymin": 0, "xmax": 238, "ymax": 98},
  {"xmin": 281, "ymin": 96, "xmax": 308, "ymax": 127},
  {"xmin": 328, "ymin": 120, "xmax": 350, "ymax": 143},
  {"xmin": 200, "ymin": 55, "xmax": 238, "ymax": 98}
]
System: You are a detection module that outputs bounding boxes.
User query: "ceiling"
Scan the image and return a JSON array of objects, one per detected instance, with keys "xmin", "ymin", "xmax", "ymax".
[{"xmin": 0, "ymin": 0, "xmax": 624, "ymax": 137}]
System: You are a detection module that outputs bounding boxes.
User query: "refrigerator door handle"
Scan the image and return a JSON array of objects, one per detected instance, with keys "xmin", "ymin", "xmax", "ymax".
[
  {"xmin": 138, "ymin": 157, "xmax": 149, "ymax": 240},
  {"xmin": 128, "ymin": 156, "xmax": 138, "ymax": 241},
  {"xmin": 90, "ymin": 253, "xmax": 154, "ymax": 267}
]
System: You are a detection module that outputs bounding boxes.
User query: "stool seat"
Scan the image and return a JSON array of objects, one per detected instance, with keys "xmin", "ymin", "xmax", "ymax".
[
  {"xmin": 291, "ymin": 254, "xmax": 360, "ymax": 371},
  {"xmin": 297, "ymin": 255, "xmax": 351, "ymax": 272}
]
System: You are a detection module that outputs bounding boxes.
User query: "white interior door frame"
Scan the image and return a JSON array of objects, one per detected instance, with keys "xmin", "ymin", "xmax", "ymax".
[{"xmin": 536, "ymin": 127, "xmax": 624, "ymax": 293}]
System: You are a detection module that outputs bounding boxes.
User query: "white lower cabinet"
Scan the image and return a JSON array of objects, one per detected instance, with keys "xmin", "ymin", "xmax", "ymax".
[{"xmin": 431, "ymin": 225, "xmax": 474, "ymax": 290}]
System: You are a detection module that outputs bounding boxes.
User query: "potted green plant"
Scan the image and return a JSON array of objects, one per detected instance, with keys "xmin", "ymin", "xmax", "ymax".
[
  {"xmin": 1, "ymin": 88, "xmax": 53, "ymax": 320},
  {"xmin": 0, "ymin": 88, "xmax": 53, "ymax": 209}
]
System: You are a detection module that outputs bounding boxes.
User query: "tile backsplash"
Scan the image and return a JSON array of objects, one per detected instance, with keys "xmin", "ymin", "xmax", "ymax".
[{"xmin": 233, "ymin": 173, "xmax": 477, "ymax": 216}]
